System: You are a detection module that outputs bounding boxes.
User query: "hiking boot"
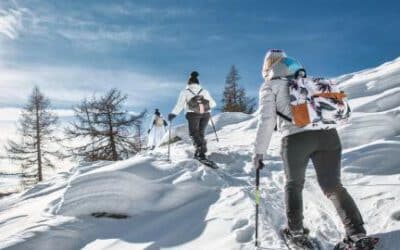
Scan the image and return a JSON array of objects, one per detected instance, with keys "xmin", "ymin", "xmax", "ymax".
[
  {"xmin": 198, "ymin": 152, "xmax": 206, "ymax": 160},
  {"xmin": 194, "ymin": 143, "xmax": 207, "ymax": 160},
  {"xmin": 349, "ymin": 234, "xmax": 378, "ymax": 250},
  {"xmin": 349, "ymin": 233, "xmax": 367, "ymax": 243},
  {"xmin": 335, "ymin": 233, "xmax": 379, "ymax": 250},
  {"xmin": 194, "ymin": 146, "xmax": 201, "ymax": 159},
  {"xmin": 282, "ymin": 228, "xmax": 314, "ymax": 249}
]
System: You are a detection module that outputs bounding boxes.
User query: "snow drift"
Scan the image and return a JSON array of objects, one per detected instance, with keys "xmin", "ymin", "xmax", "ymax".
[
  {"xmin": 56, "ymin": 157, "xmax": 219, "ymax": 218},
  {"xmin": 337, "ymin": 57, "xmax": 400, "ymax": 149}
]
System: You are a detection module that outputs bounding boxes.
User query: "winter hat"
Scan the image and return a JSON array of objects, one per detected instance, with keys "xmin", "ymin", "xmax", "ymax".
[
  {"xmin": 154, "ymin": 109, "xmax": 161, "ymax": 116},
  {"xmin": 188, "ymin": 71, "xmax": 200, "ymax": 85},
  {"xmin": 280, "ymin": 57, "xmax": 305, "ymax": 78},
  {"xmin": 262, "ymin": 49, "xmax": 287, "ymax": 78}
]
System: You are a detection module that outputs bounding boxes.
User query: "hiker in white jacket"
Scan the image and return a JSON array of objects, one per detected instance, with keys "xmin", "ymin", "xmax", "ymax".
[
  {"xmin": 147, "ymin": 109, "xmax": 167, "ymax": 150},
  {"xmin": 168, "ymin": 71, "xmax": 216, "ymax": 160},
  {"xmin": 253, "ymin": 49, "xmax": 368, "ymax": 247}
]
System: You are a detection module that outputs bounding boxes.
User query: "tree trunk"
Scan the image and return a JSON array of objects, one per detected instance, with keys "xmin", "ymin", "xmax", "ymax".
[
  {"xmin": 108, "ymin": 113, "xmax": 118, "ymax": 161},
  {"xmin": 137, "ymin": 125, "xmax": 141, "ymax": 152},
  {"xmin": 35, "ymin": 100, "xmax": 43, "ymax": 182},
  {"xmin": 85, "ymin": 106, "xmax": 95, "ymax": 161}
]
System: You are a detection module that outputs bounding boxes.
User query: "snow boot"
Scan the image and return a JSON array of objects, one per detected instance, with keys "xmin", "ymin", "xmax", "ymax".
[
  {"xmin": 194, "ymin": 143, "xmax": 207, "ymax": 160},
  {"xmin": 334, "ymin": 234, "xmax": 379, "ymax": 250},
  {"xmin": 198, "ymin": 150, "xmax": 206, "ymax": 160},
  {"xmin": 193, "ymin": 144, "xmax": 201, "ymax": 158},
  {"xmin": 281, "ymin": 228, "xmax": 318, "ymax": 249}
]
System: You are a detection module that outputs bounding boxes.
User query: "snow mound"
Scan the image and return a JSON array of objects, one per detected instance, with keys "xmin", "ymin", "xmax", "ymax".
[
  {"xmin": 336, "ymin": 57, "xmax": 400, "ymax": 148},
  {"xmin": 337, "ymin": 56, "xmax": 400, "ymax": 100},
  {"xmin": 351, "ymin": 87, "xmax": 400, "ymax": 112},
  {"xmin": 206, "ymin": 112, "xmax": 253, "ymax": 132},
  {"xmin": 56, "ymin": 157, "xmax": 218, "ymax": 217},
  {"xmin": 342, "ymin": 137, "xmax": 400, "ymax": 175},
  {"xmin": 339, "ymin": 110, "xmax": 400, "ymax": 149}
]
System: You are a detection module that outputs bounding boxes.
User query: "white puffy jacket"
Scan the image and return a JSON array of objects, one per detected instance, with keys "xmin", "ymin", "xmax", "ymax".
[
  {"xmin": 171, "ymin": 84, "xmax": 217, "ymax": 115},
  {"xmin": 254, "ymin": 78, "xmax": 310, "ymax": 155}
]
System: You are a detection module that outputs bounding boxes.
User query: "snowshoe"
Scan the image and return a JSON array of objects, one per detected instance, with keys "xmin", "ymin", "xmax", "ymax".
[
  {"xmin": 281, "ymin": 228, "xmax": 320, "ymax": 250},
  {"xmin": 195, "ymin": 156, "xmax": 219, "ymax": 169},
  {"xmin": 334, "ymin": 235, "xmax": 379, "ymax": 250}
]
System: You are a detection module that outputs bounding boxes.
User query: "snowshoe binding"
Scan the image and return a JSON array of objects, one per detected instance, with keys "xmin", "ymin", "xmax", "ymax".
[
  {"xmin": 195, "ymin": 155, "xmax": 218, "ymax": 169},
  {"xmin": 281, "ymin": 228, "xmax": 320, "ymax": 250},
  {"xmin": 334, "ymin": 234, "xmax": 379, "ymax": 250}
]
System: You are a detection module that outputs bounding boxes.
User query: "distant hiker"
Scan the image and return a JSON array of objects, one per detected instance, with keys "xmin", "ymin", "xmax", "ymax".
[
  {"xmin": 147, "ymin": 109, "xmax": 167, "ymax": 150},
  {"xmin": 253, "ymin": 49, "xmax": 374, "ymax": 249},
  {"xmin": 168, "ymin": 71, "xmax": 216, "ymax": 161}
]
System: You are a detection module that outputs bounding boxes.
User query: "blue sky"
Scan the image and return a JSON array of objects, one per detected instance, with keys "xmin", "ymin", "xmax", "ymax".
[{"xmin": 1, "ymin": 0, "xmax": 400, "ymax": 123}]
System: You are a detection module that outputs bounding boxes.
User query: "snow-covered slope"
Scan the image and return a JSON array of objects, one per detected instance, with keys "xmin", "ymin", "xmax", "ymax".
[
  {"xmin": 336, "ymin": 58, "xmax": 400, "ymax": 149},
  {"xmin": 1, "ymin": 58, "xmax": 400, "ymax": 250}
]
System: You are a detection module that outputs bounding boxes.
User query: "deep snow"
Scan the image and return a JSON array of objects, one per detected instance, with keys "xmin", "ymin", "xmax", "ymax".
[{"xmin": 0, "ymin": 58, "xmax": 400, "ymax": 250}]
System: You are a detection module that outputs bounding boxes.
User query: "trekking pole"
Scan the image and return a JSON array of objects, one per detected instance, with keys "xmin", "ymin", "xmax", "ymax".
[
  {"xmin": 209, "ymin": 116, "xmax": 219, "ymax": 142},
  {"xmin": 255, "ymin": 161, "xmax": 264, "ymax": 247},
  {"xmin": 167, "ymin": 122, "xmax": 172, "ymax": 162}
]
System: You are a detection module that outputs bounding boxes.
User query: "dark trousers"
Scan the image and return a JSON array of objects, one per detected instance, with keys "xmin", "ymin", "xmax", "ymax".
[
  {"xmin": 186, "ymin": 112, "xmax": 210, "ymax": 155},
  {"xmin": 281, "ymin": 129, "xmax": 366, "ymax": 236}
]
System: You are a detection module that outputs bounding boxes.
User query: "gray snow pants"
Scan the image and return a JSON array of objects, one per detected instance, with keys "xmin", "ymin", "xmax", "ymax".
[
  {"xmin": 281, "ymin": 129, "xmax": 366, "ymax": 236},
  {"xmin": 186, "ymin": 112, "xmax": 210, "ymax": 156}
]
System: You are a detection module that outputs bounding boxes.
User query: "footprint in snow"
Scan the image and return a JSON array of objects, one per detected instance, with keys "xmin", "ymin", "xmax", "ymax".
[
  {"xmin": 235, "ymin": 225, "xmax": 254, "ymax": 243},
  {"xmin": 376, "ymin": 197, "xmax": 395, "ymax": 209},
  {"xmin": 391, "ymin": 210, "xmax": 400, "ymax": 221},
  {"xmin": 231, "ymin": 218, "xmax": 248, "ymax": 231}
]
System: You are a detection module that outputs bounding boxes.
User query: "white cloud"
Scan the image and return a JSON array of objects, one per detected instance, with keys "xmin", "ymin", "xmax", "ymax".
[
  {"xmin": 92, "ymin": 2, "xmax": 194, "ymax": 18},
  {"xmin": 0, "ymin": 64, "xmax": 181, "ymax": 109},
  {"xmin": 0, "ymin": 108, "xmax": 74, "ymax": 122},
  {"xmin": 57, "ymin": 26, "xmax": 154, "ymax": 46},
  {"xmin": 0, "ymin": 2, "xmax": 187, "ymax": 109},
  {"xmin": 9, "ymin": 2, "xmax": 189, "ymax": 48},
  {"xmin": 0, "ymin": 8, "xmax": 25, "ymax": 39}
]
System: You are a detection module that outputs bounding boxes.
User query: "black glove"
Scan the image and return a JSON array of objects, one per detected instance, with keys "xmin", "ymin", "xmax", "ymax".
[
  {"xmin": 147, "ymin": 129, "xmax": 151, "ymax": 134},
  {"xmin": 168, "ymin": 113, "xmax": 176, "ymax": 121},
  {"xmin": 253, "ymin": 154, "xmax": 265, "ymax": 170}
]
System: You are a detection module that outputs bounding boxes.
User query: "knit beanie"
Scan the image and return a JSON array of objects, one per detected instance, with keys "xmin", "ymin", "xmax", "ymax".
[{"xmin": 188, "ymin": 71, "xmax": 199, "ymax": 85}]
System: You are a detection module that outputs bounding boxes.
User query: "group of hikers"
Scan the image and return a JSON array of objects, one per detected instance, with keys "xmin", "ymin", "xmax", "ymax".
[
  {"xmin": 146, "ymin": 49, "xmax": 376, "ymax": 249},
  {"xmin": 147, "ymin": 70, "xmax": 216, "ymax": 162}
]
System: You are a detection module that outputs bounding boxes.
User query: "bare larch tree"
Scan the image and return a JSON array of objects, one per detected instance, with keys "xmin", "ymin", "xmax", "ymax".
[
  {"xmin": 5, "ymin": 86, "xmax": 58, "ymax": 187},
  {"xmin": 65, "ymin": 88, "xmax": 146, "ymax": 161}
]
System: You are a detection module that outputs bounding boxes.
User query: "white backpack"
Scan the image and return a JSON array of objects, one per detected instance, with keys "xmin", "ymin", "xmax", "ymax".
[
  {"xmin": 285, "ymin": 77, "xmax": 351, "ymax": 130},
  {"xmin": 154, "ymin": 116, "xmax": 165, "ymax": 127}
]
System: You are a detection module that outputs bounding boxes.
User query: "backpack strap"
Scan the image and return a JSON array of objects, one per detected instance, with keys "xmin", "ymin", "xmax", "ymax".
[
  {"xmin": 187, "ymin": 88, "xmax": 197, "ymax": 96},
  {"xmin": 270, "ymin": 76, "xmax": 285, "ymax": 80},
  {"xmin": 187, "ymin": 88, "xmax": 203, "ymax": 96},
  {"xmin": 276, "ymin": 111, "xmax": 292, "ymax": 122}
]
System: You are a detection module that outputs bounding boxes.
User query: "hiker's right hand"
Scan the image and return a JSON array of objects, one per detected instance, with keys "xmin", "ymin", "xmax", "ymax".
[
  {"xmin": 168, "ymin": 113, "xmax": 176, "ymax": 121},
  {"xmin": 252, "ymin": 154, "xmax": 265, "ymax": 170}
]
